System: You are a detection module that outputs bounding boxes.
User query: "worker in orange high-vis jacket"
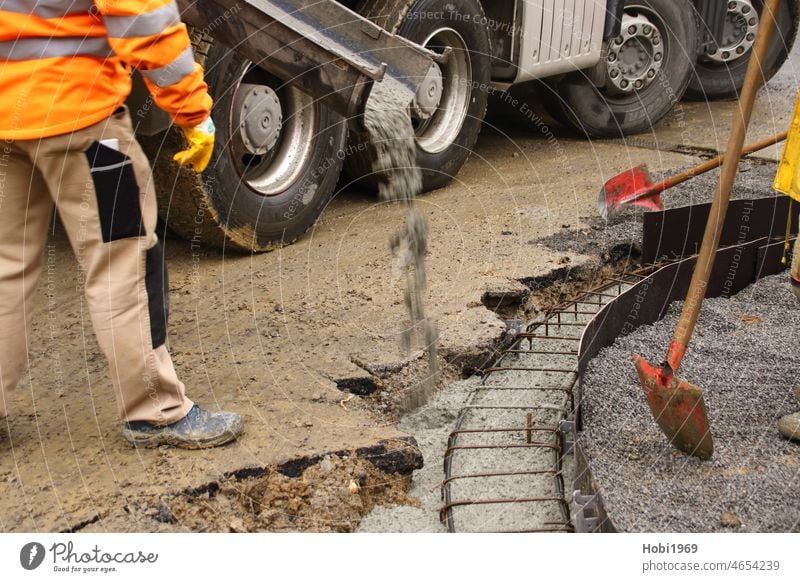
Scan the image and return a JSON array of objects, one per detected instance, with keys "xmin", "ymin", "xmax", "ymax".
[{"xmin": 0, "ymin": 0, "xmax": 243, "ymax": 448}]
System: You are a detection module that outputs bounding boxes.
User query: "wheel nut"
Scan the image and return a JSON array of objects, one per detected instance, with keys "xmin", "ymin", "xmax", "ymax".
[
  {"xmin": 654, "ymin": 52, "xmax": 662, "ymax": 62},
  {"xmin": 634, "ymin": 80, "xmax": 643, "ymax": 89},
  {"xmin": 722, "ymin": 51, "xmax": 730, "ymax": 59},
  {"xmin": 643, "ymin": 25, "xmax": 652, "ymax": 35},
  {"xmin": 608, "ymin": 52, "xmax": 617, "ymax": 62},
  {"xmin": 610, "ymin": 69, "xmax": 619, "ymax": 78},
  {"xmin": 736, "ymin": 46, "xmax": 745, "ymax": 54},
  {"xmin": 728, "ymin": 1, "xmax": 735, "ymax": 8},
  {"xmin": 742, "ymin": 4, "xmax": 750, "ymax": 13},
  {"xmin": 621, "ymin": 79, "xmax": 629, "ymax": 89},
  {"xmin": 647, "ymin": 69, "xmax": 656, "ymax": 78}
]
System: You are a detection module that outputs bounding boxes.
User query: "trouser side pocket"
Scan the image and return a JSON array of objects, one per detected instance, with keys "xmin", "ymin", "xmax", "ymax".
[{"xmin": 85, "ymin": 141, "xmax": 144, "ymax": 243}]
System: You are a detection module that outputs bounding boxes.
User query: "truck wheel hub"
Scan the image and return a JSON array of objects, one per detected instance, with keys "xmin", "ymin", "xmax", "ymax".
[
  {"xmin": 704, "ymin": 0, "xmax": 758, "ymax": 63},
  {"xmin": 606, "ymin": 12, "xmax": 664, "ymax": 94},
  {"xmin": 412, "ymin": 61, "xmax": 444, "ymax": 119},
  {"xmin": 235, "ymin": 83, "xmax": 283, "ymax": 155}
]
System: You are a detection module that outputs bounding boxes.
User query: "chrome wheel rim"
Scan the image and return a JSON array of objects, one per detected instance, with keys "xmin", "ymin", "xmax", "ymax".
[
  {"xmin": 605, "ymin": 9, "xmax": 665, "ymax": 94},
  {"xmin": 704, "ymin": 0, "xmax": 759, "ymax": 64},
  {"xmin": 229, "ymin": 64, "xmax": 317, "ymax": 196},
  {"xmin": 413, "ymin": 28, "xmax": 472, "ymax": 155}
]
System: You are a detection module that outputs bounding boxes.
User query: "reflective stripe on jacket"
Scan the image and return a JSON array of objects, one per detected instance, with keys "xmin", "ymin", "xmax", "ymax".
[{"xmin": 0, "ymin": 0, "xmax": 212, "ymax": 139}]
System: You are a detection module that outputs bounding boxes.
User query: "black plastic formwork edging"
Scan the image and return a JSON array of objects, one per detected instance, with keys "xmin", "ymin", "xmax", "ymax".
[{"xmin": 642, "ymin": 196, "xmax": 799, "ymax": 265}]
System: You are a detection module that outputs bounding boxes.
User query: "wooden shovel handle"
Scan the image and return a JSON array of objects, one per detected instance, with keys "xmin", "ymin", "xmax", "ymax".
[
  {"xmin": 666, "ymin": 0, "xmax": 783, "ymax": 371},
  {"xmin": 627, "ymin": 132, "xmax": 788, "ymax": 204},
  {"xmin": 663, "ymin": 131, "xmax": 788, "ymax": 191}
]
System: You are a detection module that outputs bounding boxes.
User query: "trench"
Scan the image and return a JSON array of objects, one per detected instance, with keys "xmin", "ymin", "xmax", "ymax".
[
  {"xmin": 60, "ymin": 260, "xmax": 616, "ymax": 534},
  {"xmin": 357, "ymin": 265, "xmax": 641, "ymax": 532}
]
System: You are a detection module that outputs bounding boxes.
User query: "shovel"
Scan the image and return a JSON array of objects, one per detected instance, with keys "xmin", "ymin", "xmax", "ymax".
[
  {"xmin": 633, "ymin": 0, "xmax": 782, "ymax": 460},
  {"xmin": 598, "ymin": 131, "xmax": 787, "ymax": 219}
]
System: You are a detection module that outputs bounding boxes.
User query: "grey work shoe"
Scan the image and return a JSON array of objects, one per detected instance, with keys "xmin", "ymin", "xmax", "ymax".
[
  {"xmin": 123, "ymin": 405, "xmax": 244, "ymax": 449},
  {"xmin": 777, "ymin": 412, "xmax": 800, "ymax": 443}
]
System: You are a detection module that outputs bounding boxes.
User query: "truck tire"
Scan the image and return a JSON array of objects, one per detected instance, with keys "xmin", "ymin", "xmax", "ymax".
[
  {"xmin": 685, "ymin": 0, "xmax": 798, "ymax": 100},
  {"xmin": 345, "ymin": 0, "xmax": 492, "ymax": 192},
  {"xmin": 142, "ymin": 35, "xmax": 347, "ymax": 252},
  {"xmin": 543, "ymin": 0, "xmax": 699, "ymax": 138},
  {"xmin": 535, "ymin": 80, "xmax": 578, "ymax": 128}
]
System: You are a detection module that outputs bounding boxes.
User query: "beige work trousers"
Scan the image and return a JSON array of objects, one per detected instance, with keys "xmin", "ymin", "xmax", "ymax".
[{"xmin": 0, "ymin": 107, "xmax": 193, "ymax": 425}]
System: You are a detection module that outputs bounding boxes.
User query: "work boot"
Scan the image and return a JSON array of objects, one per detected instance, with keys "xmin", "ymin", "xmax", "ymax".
[
  {"xmin": 792, "ymin": 275, "xmax": 800, "ymax": 302},
  {"xmin": 777, "ymin": 412, "xmax": 800, "ymax": 443},
  {"xmin": 123, "ymin": 405, "xmax": 244, "ymax": 449}
]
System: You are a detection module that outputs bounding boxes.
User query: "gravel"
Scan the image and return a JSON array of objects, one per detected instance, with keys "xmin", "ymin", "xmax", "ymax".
[
  {"xmin": 581, "ymin": 273, "xmax": 800, "ymax": 532},
  {"xmin": 357, "ymin": 136, "xmax": 792, "ymax": 533}
]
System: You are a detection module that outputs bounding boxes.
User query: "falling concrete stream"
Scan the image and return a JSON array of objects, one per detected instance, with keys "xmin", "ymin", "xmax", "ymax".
[{"xmin": 363, "ymin": 80, "xmax": 439, "ymax": 399}]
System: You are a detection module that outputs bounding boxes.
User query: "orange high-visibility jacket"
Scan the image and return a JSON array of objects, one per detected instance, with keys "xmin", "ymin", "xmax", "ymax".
[{"xmin": 0, "ymin": 0, "xmax": 212, "ymax": 140}]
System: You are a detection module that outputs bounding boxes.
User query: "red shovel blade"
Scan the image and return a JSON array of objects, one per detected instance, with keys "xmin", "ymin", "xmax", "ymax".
[
  {"xmin": 633, "ymin": 354, "xmax": 714, "ymax": 460},
  {"xmin": 598, "ymin": 165, "xmax": 664, "ymax": 219}
]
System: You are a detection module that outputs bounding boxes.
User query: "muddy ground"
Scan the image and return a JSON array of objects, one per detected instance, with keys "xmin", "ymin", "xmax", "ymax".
[{"xmin": 1, "ymin": 45, "xmax": 798, "ymax": 532}]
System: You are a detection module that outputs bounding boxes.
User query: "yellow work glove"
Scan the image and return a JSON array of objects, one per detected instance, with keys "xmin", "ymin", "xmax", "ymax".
[
  {"xmin": 173, "ymin": 117, "xmax": 215, "ymax": 173},
  {"xmin": 774, "ymin": 90, "xmax": 800, "ymax": 202}
]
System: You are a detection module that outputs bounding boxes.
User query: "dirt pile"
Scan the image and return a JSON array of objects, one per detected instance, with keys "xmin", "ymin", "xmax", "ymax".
[
  {"xmin": 98, "ymin": 440, "xmax": 423, "ymax": 533},
  {"xmin": 161, "ymin": 457, "xmax": 415, "ymax": 533}
]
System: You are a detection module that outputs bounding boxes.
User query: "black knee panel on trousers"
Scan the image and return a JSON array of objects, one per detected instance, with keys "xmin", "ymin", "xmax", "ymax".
[{"xmin": 145, "ymin": 242, "xmax": 169, "ymax": 349}]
